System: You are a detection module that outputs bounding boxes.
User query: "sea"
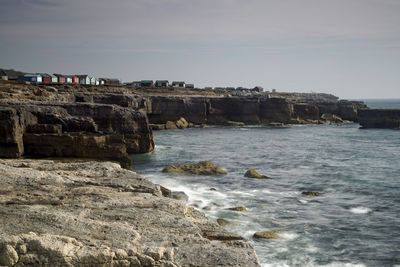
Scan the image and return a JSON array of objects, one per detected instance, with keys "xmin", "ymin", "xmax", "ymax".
[{"xmin": 131, "ymin": 99, "xmax": 400, "ymax": 267}]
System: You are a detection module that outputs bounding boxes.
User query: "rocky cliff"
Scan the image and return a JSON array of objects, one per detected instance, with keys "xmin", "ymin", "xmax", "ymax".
[
  {"xmin": 0, "ymin": 81, "xmax": 154, "ymax": 169},
  {"xmin": 145, "ymin": 95, "xmax": 365, "ymax": 126},
  {"xmin": 0, "ymin": 159, "xmax": 260, "ymax": 266},
  {"xmin": 358, "ymin": 109, "xmax": 400, "ymax": 128}
]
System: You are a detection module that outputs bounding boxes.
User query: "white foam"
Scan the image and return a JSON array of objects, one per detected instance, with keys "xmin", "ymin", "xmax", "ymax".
[
  {"xmin": 278, "ymin": 232, "xmax": 299, "ymax": 240},
  {"xmin": 321, "ymin": 263, "xmax": 366, "ymax": 267},
  {"xmin": 298, "ymin": 199, "xmax": 308, "ymax": 204},
  {"xmin": 349, "ymin": 207, "xmax": 372, "ymax": 214}
]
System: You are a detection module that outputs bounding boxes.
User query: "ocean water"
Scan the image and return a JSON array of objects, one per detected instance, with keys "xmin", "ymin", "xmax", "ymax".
[
  {"xmin": 357, "ymin": 99, "xmax": 400, "ymax": 109},
  {"xmin": 131, "ymin": 122, "xmax": 400, "ymax": 266}
]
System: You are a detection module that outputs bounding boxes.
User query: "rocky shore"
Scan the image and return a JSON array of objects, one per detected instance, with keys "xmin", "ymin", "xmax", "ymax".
[
  {"xmin": 0, "ymin": 81, "xmax": 370, "ymax": 168},
  {"xmin": 0, "ymin": 159, "xmax": 260, "ymax": 266}
]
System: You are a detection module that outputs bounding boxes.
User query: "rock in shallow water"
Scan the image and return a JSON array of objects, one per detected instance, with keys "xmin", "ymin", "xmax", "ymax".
[
  {"xmin": 244, "ymin": 169, "xmax": 269, "ymax": 179},
  {"xmin": 302, "ymin": 191, "xmax": 321, "ymax": 197},
  {"xmin": 253, "ymin": 230, "xmax": 281, "ymax": 240},
  {"xmin": 227, "ymin": 206, "xmax": 248, "ymax": 212},
  {"xmin": 162, "ymin": 161, "xmax": 227, "ymax": 175}
]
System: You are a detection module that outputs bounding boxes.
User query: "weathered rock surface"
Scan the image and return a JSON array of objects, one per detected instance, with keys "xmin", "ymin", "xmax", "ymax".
[
  {"xmin": 0, "ymin": 159, "xmax": 260, "ymax": 266},
  {"xmin": 244, "ymin": 169, "xmax": 269, "ymax": 179},
  {"xmin": 227, "ymin": 207, "xmax": 248, "ymax": 212},
  {"xmin": 145, "ymin": 95, "xmax": 365, "ymax": 126},
  {"xmin": 162, "ymin": 161, "xmax": 227, "ymax": 175},
  {"xmin": 253, "ymin": 230, "xmax": 281, "ymax": 240},
  {"xmin": 0, "ymin": 99, "xmax": 154, "ymax": 169},
  {"xmin": 358, "ymin": 109, "xmax": 400, "ymax": 128}
]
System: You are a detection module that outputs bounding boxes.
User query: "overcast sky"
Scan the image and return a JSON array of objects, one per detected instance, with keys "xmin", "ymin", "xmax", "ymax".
[{"xmin": 1, "ymin": 0, "xmax": 399, "ymax": 98}]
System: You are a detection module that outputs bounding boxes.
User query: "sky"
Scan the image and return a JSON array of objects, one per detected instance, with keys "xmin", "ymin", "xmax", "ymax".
[{"xmin": 1, "ymin": 0, "xmax": 400, "ymax": 99}]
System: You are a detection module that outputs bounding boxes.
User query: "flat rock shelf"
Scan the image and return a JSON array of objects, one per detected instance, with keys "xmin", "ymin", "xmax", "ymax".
[{"xmin": 0, "ymin": 159, "xmax": 260, "ymax": 267}]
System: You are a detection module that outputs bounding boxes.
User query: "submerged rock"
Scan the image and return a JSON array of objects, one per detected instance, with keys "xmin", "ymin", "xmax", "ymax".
[
  {"xmin": 302, "ymin": 191, "xmax": 321, "ymax": 197},
  {"xmin": 244, "ymin": 169, "xmax": 269, "ymax": 179},
  {"xmin": 170, "ymin": 191, "xmax": 189, "ymax": 202},
  {"xmin": 227, "ymin": 206, "xmax": 248, "ymax": 212},
  {"xmin": 253, "ymin": 230, "xmax": 281, "ymax": 240},
  {"xmin": 162, "ymin": 161, "xmax": 227, "ymax": 175},
  {"xmin": 217, "ymin": 218, "xmax": 231, "ymax": 226}
]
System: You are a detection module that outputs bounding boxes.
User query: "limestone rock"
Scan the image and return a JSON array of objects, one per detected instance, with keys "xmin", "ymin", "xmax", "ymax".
[
  {"xmin": 321, "ymin": 113, "xmax": 344, "ymax": 123},
  {"xmin": 227, "ymin": 206, "xmax": 248, "ymax": 212},
  {"xmin": 244, "ymin": 169, "xmax": 269, "ymax": 179},
  {"xmin": 0, "ymin": 159, "xmax": 260, "ymax": 267},
  {"xmin": 0, "ymin": 244, "xmax": 19, "ymax": 266},
  {"xmin": 217, "ymin": 218, "xmax": 231, "ymax": 226},
  {"xmin": 165, "ymin": 121, "xmax": 178, "ymax": 130},
  {"xmin": 225, "ymin": 121, "xmax": 245, "ymax": 126},
  {"xmin": 175, "ymin": 117, "xmax": 189, "ymax": 129},
  {"xmin": 358, "ymin": 109, "xmax": 400, "ymax": 128},
  {"xmin": 253, "ymin": 230, "xmax": 281, "ymax": 240},
  {"xmin": 162, "ymin": 161, "xmax": 227, "ymax": 175}
]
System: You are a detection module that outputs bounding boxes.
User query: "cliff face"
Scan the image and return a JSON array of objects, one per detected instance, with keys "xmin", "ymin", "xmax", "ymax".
[
  {"xmin": 0, "ymin": 159, "xmax": 260, "ymax": 266},
  {"xmin": 145, "ymin": 96, "xmax": 364, "ymax": 125},
  {"xmin": 0, "ymin": 99, "xmax": 153, "ymax": 169},
  {"xmin": 358, "ymin": 109, "xmax": 400, "ymax": 128}
]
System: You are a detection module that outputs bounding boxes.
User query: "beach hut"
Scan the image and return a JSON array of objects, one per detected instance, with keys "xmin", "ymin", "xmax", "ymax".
[
  {"xmin": 0, "ymin": 70, "xmax": 8, "ymax": 80},
  {"xmin": 131, "ymin": 81, "xmax": 141, "ymax": 87},
  {"xmin": 155, "ymin": 80, "xmax": 169, "ymax": 87},
  {"xmin": 140, "ymin": 80, "xmax": 153, "ymax": 87},
  {"xmin": 50, "ymin": 74, "xmax": 58, "ymax": 83},
  {"xmin": 41, "ymin": 74, "xmax": 52, "ymax": 84},
  {"xmin": 66, "ymin": 76, "xmax": 73, "ymax": 83},
  {"xmin": 54, "ymin": 74, "xmax": 66, "ymax": 83},
  {"xmin": 72, "ymin": 75, "xmax": 79, "ymax": 84},
  {"xmin": 78, "ymin": 75, "xmax": 90, "ymax": 85},
  {"xmin": 172, "ymin": 81, "xmax": 185, "ymax": 88},
  {"xmin": 90, "ymin": 77, "xmax": 96, "ymax": 85},
  {"xmin": 18, "ymin": 74, "xmax": 42, "ymax": 83},
  {"xmin": 185, "ymin": 84, "xmax": 194, "ymax": 89}
]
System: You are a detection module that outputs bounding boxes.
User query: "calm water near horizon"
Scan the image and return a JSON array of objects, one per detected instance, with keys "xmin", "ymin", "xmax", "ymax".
[
  {"xmin": 354, "ymin": 99, "xmax": 400, "ymax": 109},
  {"xmin": 131, "ymin": 101, "xmax": 400, "ymax": 267}
]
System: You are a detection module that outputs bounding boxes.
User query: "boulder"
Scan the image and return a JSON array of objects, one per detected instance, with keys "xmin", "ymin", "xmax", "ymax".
[
  {"xmin": 170, "ymin": 191, "xmax": 189, "ymax": 202},
  {"xmin": 175, "ymin": 117, "xmax": 189, "ymax": 129},
  {"xmin": 253, "ymin": 230, "xmax": 281, "ymax": 240},
  {"xmin": 244, "ymin": 169, "xmax": 269, "ymax": 179},
  {"xmin": 302, "ymin": 191, "xmax": 321, "ymax": 197},
  {"xmin": 162, "ymin": 161, "xmax": 227, "ymax": 175},
  {"xmin": 227, "ymin": 206, "xmax": 248, "ymax": 212},
  {"xmin": 217, "ymin": 218, "xmax": 231, "ymax": 226},
  {"xmin": 321, "ymin": 113, "xmax": 344, "ymax": 123},
  {"xmin": 165, "ymin": 121, "xmax": 178, "ymax": 130}
]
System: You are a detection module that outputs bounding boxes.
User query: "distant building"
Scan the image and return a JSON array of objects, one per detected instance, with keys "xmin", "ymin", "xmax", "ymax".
[
  {"xmin": 172, "ymin": 81, "xmax": 185, "ymax": 88},
  {"xmin": 72, "ymin": 75, "xmax": 79, "ymax": 84},
  {"xmin": 41, "ymin": 74, "xmax": 52, "ymax": 84},
  {"xmin": 140, "ymin": 80, "xmax": 153, "ymax": 87},
  {"xmin": 18, "ymin": 74, "xmax": 42, "ymax": 83},
  {"xmin": 78, "ymin": 75, "xmax": 90, "ymax": 85},
  {"xmin": 131, "ymin": 81, "xmax": 141, "ymax": 87},
  {"xmin": 54, "ymin": 74, "xmax": 66, "ymax": 83},
  {"xmin": 66, "ymin": 76, "xmax": 73, "ymax": 83},
  {"xmin": 90, "ymin": 77, "xmax": 96, "ymax": 85},
  {"xmin": 0, "ymin": 70, "xmax": 8, "ymax": 80},
  {"xmin": 185, "ymin": 84, "xmax": 194, "ymax": 89},
  {"xmin": 50, "ymin": 74, "xmax": 58, "ymax": 83},
  {"xmin": 155, "ymin": 80, "xmax": 169, "ymax": 87},
  {"xmin": 272, "ymin": 89, "xmax": 277, "ymax": 93}
]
